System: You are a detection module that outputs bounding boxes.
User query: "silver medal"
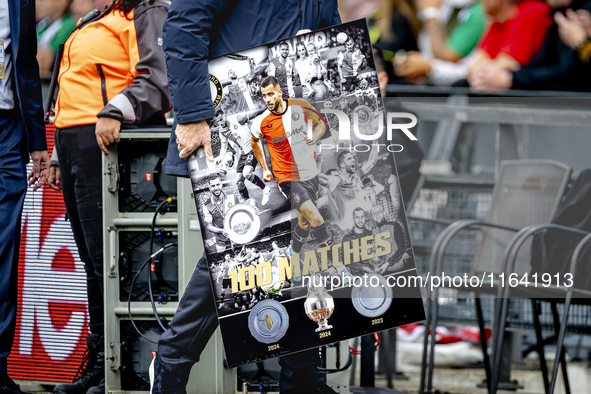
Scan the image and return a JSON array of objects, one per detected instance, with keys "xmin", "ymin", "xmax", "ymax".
[
  {"xmin": 248, "ymin": 300, "xmax": 289, "ymax": 344},
  {"xmin": 351, "ymin": 273, "xmax": 392, "ymax": 318}
]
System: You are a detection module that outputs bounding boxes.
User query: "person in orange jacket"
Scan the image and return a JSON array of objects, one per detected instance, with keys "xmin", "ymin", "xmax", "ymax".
[{"xmin": 46, "ymin": 1, "xmax": 172, "ymax": 393}]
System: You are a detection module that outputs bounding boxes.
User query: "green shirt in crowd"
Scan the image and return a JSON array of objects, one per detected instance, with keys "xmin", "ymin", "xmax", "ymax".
[
  {"xmin": 446, "ymin": 2, "xmax": 487, "ymax": 58},
  {"xmin": 37, "ymin": 13, "xmax": 77, "ymax": 53}
]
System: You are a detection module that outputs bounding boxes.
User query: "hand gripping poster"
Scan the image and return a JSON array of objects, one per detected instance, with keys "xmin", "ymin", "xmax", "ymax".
[{"xmin": 187, "ymin": 20, "xmax": 425, "ymax": 367}]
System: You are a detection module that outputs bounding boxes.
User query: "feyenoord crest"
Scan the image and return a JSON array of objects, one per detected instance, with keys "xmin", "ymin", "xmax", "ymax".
[
  {"xmin": 209, "ymin": 74, "xmax": 224, "ymax": 108},
  {"xmin": 293, "ymin": 193, "xmax": 301, "ymax": 204},
  {"xmin": 248, "ymin": 300, "xmax": 289, "ymax": 344}
]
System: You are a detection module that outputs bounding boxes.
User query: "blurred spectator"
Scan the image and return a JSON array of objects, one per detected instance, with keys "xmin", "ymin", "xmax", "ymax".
[
  {"xmin": 338, "ymin": 0, "xmax": 379, "ymax": 22},
  {"xmin": 471, "ymin": 0, "xmax": 591, "ymax": 91},
  {"xmin": 371, "ymin": 0, "xmax": 421, "ymax": 58},
  {"xmin": 418, "ymin": 0, "xmax": 487, "ymax": 62},
  {"xmin": 394, "ymin": 0, "xmax": 487, "ymax": 83},
  {"xmin": 94, "ymin": 0, "xmax": 112, "ymax": 11},
  {"xmin": 36, "ymin": 0, "xmax": 76, "ymax": 72},
  {"xmin": 374, "ymin": 47, "xmax": 395, "ymax": 96},
  {"xmin": 370, "ymin": 0, "xmax": 421, "ymax": 80},
  {"xmin": 70, "ymin": 0, "xmax": 95, "ymax": 20},
  {"xmin": 468, "ymin": 0, "xmax": 553, "ymax": 87}
]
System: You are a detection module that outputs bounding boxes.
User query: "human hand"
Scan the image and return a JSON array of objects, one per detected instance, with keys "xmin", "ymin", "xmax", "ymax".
[
  {"xmin": 175, "ymin": 120, "xmax": 213, "ymax": 160},
  {"xmin": 468, "ymin": 62, "xmax": 512, "ymax": 91},
  {"xmin": 262, "ymin": 169, "xmax": 273, "ymax": 182},
  {"xmin": 555, "ymin": 9, "xmax": 588, "ymax": 49},
  {"xmin": 394, "ymin": 51, "xmax": 431, "ymax": 79},
  {"xmin": 306, "ymin": 128, "xmax": 323, "ymax": 145},
  {"xmin": 95, "ymin": 117, "xmax": 121, "ymax": 155},
  {"xmin": 577, "ymin": 9, "xmax": 591, "ymax": 38},
  {"xmin": 28, "ymin": 150, "xmax": 50, "ymax": 191},
  {"xmin": 48, "ymin": 166, "xmax": 62, "ymax": 191}
]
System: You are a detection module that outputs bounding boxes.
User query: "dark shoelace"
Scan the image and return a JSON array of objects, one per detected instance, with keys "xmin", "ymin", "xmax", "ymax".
[{"xmin": 73, "ymin": 349, "xmax": 90, "ymax": 381}]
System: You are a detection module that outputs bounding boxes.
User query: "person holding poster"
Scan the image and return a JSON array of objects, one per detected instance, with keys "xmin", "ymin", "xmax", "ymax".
[{"xmin": 153, "ymin": 1, "xmax": 342, "ymax": 394}]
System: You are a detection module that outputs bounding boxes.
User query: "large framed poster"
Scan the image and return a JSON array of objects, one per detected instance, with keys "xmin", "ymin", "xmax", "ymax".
[{"xmin": 188, "ymin": 19, "xmax": 425, "ymax": 367}]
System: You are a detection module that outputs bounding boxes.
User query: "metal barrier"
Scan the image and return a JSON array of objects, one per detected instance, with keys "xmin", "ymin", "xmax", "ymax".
[{"xmin": 408, "ymin": 175, "xmax": 591, "ymax": 336}]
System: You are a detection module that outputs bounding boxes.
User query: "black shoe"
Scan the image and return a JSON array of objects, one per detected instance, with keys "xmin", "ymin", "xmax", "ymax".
[
  {"xmin": 86, "ymin": 381, "xmax": 104, "ymax": 394},
  {"xmin": 53, "ymin": 334, "xmax": 104, "ymax": 394},
  {"xmin": 0, "ymin": 372, "xmax": 32, "ymax": 394},
  {"xmin": 149, "ymin": 355, "xmax": 191, "ymax": 394}
]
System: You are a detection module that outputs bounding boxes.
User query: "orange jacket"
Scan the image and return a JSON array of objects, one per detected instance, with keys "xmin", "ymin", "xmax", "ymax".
[{"xmin": 54, "ymin": 1, "xmax": 172, "ymax": 128}]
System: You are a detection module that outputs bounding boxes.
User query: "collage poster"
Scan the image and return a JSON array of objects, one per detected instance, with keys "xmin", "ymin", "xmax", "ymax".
[{"xmin": 188, "ymin": 19, "xmax": 425, "ymax": 367}]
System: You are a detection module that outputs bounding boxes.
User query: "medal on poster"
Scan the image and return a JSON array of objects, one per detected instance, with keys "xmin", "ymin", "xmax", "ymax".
[
  {"xmin": 351, "ymin": 273, "xmax": 392, "ymax": 318},
  {"xmin": 248, "ymin": 300, "xmax": 289, "ymax": 344}
]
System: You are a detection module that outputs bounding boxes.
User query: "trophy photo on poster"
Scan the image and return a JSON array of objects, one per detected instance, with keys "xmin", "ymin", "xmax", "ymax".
[{"xmin": 304, "ymin": 268, "xmax": 335, "ymax": 332}]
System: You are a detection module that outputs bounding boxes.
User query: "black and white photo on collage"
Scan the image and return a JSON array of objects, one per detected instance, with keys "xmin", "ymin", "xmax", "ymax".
[{"xmin": 187, "ymin": 20, "xmax": 425, "ymax": 365}]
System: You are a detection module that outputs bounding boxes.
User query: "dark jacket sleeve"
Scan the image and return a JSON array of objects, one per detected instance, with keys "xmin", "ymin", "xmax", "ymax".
[
  {"xmin": 24, "ymin": 0, "xmax": 47, "ymax": 152},
  {"xmin": 162, "ymin": 0, "xmax": 229, "ymax": 125},
  {"xmin": 511, "ymin": 5, "xmax": 591, "ymax": 91},
  {"xmin": 98, "ymin": 2, "xmax": 173, "ymax": 123},
  {"xmin": 511, "ymin": 45, "xmax": 584, "ymax": 90}
]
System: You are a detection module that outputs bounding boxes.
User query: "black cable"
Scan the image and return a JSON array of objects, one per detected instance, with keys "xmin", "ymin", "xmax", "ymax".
[
  {"xmin": 316, "ymin": 349, "xmax": 353, "ymax": 373},
  {"xmin": 127, "ymin": 242, "xmax": 177, "ymax": 343},
  {"xmin": 148, "ymin": 198, "xmax": 173, "ymax": 331}
]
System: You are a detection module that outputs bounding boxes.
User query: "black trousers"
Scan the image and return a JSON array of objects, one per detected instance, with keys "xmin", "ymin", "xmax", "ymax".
[
  {"xmin": 158, "ymin": 256, "xmax": 324, "ymax": 391},
  {"xmin": 0, "ymin": 114, "xmax": 27, "ymax": 370},
  {"xmin": 55, "ymin": 125, "xmax": 104, "ymax": 336}
]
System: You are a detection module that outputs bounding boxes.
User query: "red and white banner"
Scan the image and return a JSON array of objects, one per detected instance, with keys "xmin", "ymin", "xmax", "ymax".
[{"xmin": 8, "ymin": 125, "xmax": 89, "ymax": 382}]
